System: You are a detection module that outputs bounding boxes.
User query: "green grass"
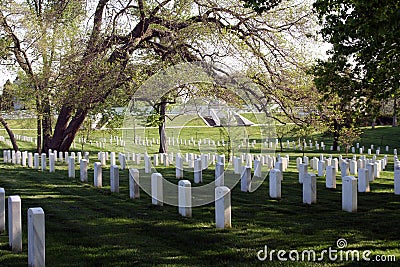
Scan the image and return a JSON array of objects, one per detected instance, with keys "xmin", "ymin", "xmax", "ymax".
[
  {"xmin": 0, "ymin": 149, "xmax": 399, "ymax": 266},
  {"xmin": 0, "ymin": 121, "xmax": 399, "ymax": 265}
]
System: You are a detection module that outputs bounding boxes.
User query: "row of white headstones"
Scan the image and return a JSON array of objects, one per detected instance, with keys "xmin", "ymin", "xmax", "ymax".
[
  {"xmin": 0, "ymin": 190, "xmax": 44, "ymax": 267},
  {"xmin": 5, "ymin": 132, "xmax": 400, "ymax": 156},
  {"xmin": 2, "ymin": 149, "xmax": 400, "ymax": 263}
]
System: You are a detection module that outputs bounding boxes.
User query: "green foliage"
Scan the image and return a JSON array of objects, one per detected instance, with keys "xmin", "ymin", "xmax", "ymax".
[
  {"xmin": 338, "ymin": 126, "xmax": 362, "ymax": 154},
  {"xmin": 241, "ymin": 0, "xmax": 284, "ymax": 13},
  {"xmin": 313, "ymin": 0, "xmax": 400, "ymax": 114}
]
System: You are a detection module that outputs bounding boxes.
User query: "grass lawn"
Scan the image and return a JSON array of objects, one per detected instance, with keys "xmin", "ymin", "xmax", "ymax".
[
  {"xmin": 0, "ymin": 147, "xmax": 398, "ymax": 266},
  {"xmin": 0, "ymin": 121, "xmax": 399, "ymax": 266}
]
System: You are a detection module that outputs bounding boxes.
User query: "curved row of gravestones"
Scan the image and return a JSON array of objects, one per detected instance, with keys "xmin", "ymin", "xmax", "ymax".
[
  {"xmin": 3, "ymin": 149, "xmax": 400, "ymax": 211},
  {"xmin": 1, "ymin": 149, "xmax": 400, "ymax": 266},
  {"xmin": 3, "ymin": 149, "xmax": 400, "ymax": 216},
  {"xmin": 0, "ymin": 189, "xmax": 45, "ymax": 267}
]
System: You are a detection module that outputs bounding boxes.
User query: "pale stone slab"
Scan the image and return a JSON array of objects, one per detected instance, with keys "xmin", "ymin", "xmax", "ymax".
[
  {"xmin": 178, "ymin": 180, "xmax": 192, "ymax": 217},
  {"xmin": 34, "ymin": 153, "xmax": 39, "ymax": 170},
  {"xmin": 110, "ymin": 165, "xmax": 119, "ymax": 193},
  {"xmin": 28, "ymin": 207, "xmax": 45, "ymax": 267},
  {"xmin": 326, "ymin": 165, "xmax": 336, "ymax": 189},
  {"xmin": 176, "ymin": 155, "xmax": 183, "ymax": 179},
  {"xmin": 49, "ymin": 153, "xmax": 55, "ymax": 173},
  {"xmin": 129, "ymin": 169, "xmax": 140, "ymax": 199},
  {"xmin": 303, "ymin": 173, "xmax": 317, "ymax": 204},
  {"xmin": 240, "ymin": 166, "xmax": 251, "ymax": 192},
  {"xmin": 342, "ymin": 176, "xmax": 357, "ymax": 212},
  {"xmin": 68, "ymin": 156, "xmax": 75, "ymax": 178},
  {"xmin": 80, "ymin": 159, "xmax": 88, "ymax": 182},
  {"xmin": 215, "ymin": 186, "xmax": 231, "ymax": 229},
  {"xmin": 151, "ymin": 173, "xmax": 163, "ymax": 206},
  {"xmin": 269, "ymin": 169, "xmax": 282, "ymax": 199},
  {"xmin": 298, "ymin": 164, "xmax": 308, "ymax": 184},
  {"xmin": 394, "ymin": 166, "xmax": 400, "ymax": 195},
  {"xmin": 358, "ymin": 168, "xmax": 370, "ymax": 193},
  {"xmin": 94, "ymin": 162, "xmax": 102, "ymax": 187},
  {"xmin": 8, "ymin": 195, "xmax": 22, "ymax": 252},
  {"xmin": 0, "ymin": 188, "xmax": 4, "ymax": 232},
  {"xmin": 194, "ymin": 158, "xmax": 202, "ymax": 184},
  {"xmin": 215, "ymin": 162, "xmax": 224, "ymax": 187},
  {"xmin": 28, "ymin": 152, "xmax": 33, "ymax": 168}
]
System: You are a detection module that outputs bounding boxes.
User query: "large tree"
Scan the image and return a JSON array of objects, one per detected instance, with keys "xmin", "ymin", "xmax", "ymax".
[
  {"xmin": 313, "ymin": 0, "xmax": 400, "ymax": 127},
  {"xmin": 1, "ymin": 0, "xmax": 317, "ymax": 152}
]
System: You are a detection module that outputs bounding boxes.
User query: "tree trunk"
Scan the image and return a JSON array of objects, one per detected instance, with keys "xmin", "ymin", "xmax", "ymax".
[
  {"xmin": 333, "ymin": 119, "xmax": 339, "ymax": 151},
  {"xmin": 37, "ymin": 116, "xmax": 42, "ymax": 154},
  {"xmin": 158, "ymin": 102, "xmax": 167, "ymax": 153},
  {"xmin": 371, "ymin": 117, "xmax": 376, "ymax": 129},
  {"xmin": 42, "ymin": 96, "xmax": 52, "ymax": 153},
  {"xmin": 45, "ymin": 107, "xmax": 88, "ymax": 152},
  {"xmin": 59, "ymin": 109, "xmax": 88, "ymax": 151},
  {"xmin": 0, "ymin": 115, "xmax": 19, "ymax": 151}
]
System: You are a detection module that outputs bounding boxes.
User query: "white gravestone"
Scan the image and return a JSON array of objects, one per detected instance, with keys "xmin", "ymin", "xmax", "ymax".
[
  {"xmin": 41, "ymin": 153, "xmax": 46, "ymax": 171},
  {"xmin": 28, "ymin": 207, "xmax": 45, "ymax": 267},
  {"xmin": 373, "ymin": 162, "xmax": 380, "ymax": 178},
  {"xmin": 234, "ymin": 157, "xmax": 242, "ymax": 174},
  {"xmin": 77, "ymin": 152, "xmax": 82, "ymax": 163},
  {"xmin": 240, "ymin": 166, "xmax": 252, "ymax": 192},
  {"xmin": 0, "ymin": 188, "xmax": 4, "ymax": 232},
  {"xmin": 298, "ymin": 164, "xmax": 308, "ymax": 184},
  {"xmin": 110, "ymin": 152, "xmax": 116, "ymax": 166},
  {"xmin": 303, "ymin": 173, "xmax": 317, "ymax": 204},
  {"xmin": 100, "ymin": 152, "xmax": 106, "ymax": 166},
  {"xmin": 394, "ymin": 166, "xmax": 400, "ymax": 195},
  {"xmin": 215, "ymin": 186, "xmax": 231, "ymax": 229},
  {"xmin": 340, "ymin": 161, "xmax": 350, "ymax": 178},
  {"xmin": 332, "ymin": 158, "xmax": 339, "ymax": 171},
  {"xmin": 254, "ymin": 159, "xmax": 262, "ymax": 177},
  {"xmin": 151, "ymin": 173, "xmax": 163, "ymax": 206},
  {"xmin": 358, "ymin": 168, "xmax": 370, "ymax": 193},
  {"xmin": 178, "ymin": 180, "xmax": 192, "ymax": 217},
  {"xmin": 58, "ymin": 151, "xmax": 63, "ymax": 163},
  {"xmin": 119, "ymin": 153, "xmax": 126, "ymax": 170},
  {"xmin": 342, "ymin": 176, "xmax": 357, "ymax": 212},
  {"xmin": 8, "ymin": 195, "xmax": 22, "ymax": 252},
  {"xmin": 201, "ymin": 154, "xmax": 209, "ymax": 170},
  {"xmin": 68, "ymin": 156, "xmax": 75, "ymax": 178},
  {"xmin": 194, "ymin": 158, "xmax": 202, "ymax": 184},
  {"xmin": 28, "ymin": 152, "xmax": 33, "ymax": 168},
  {"xmin": 144, "ymin": 154, "xmax": 151, "ymax": 174},
  {"xmin": 176, "ymin": 156, "xmax": 184, "ymax": 179},
  {"xmin": 275, "ymin": 161, "xmax": 283, "ymax": 173},
  {"xmin": 215, "ymin": 162, "xmax": 225, "ymax": 187},
  {"xmin": 94, "ymin": 162, "xmax": 102, "ymax": 187},
  {"xmin": 349, "ymin": 160, "xmax": 357, "ymax": 175},
  {"xmin": 366, "ymin": 163, "xmax": 374, "ymax": 182},
  {"xmin": 326, "ymin": 165, "xmax": 337, "ymax": 189},
  {"xmin": 34, "ymin": 153, "xmax": 39, "ymax": 170},
  {"xmin": 318, "ymin": 160, "xmax": 325, "ymax": 177},
  {"xmin": 129, "ymin": 169, "xmax": 140, "ymax": 199},
  {"xmin": 80, "ymin": 159, "xmax": 88, "ymax": 182},
  {"xmin": 110, "ymin": 165, "xmax": 119, "ymax": 193},
  {"xmin": 269, "ymin": 169, "xmax": 282, "ymax": 199},
  {"xmin": 49, "ymin": 153, "xmax": 55, "ymax": 173},
  {"xmin": 22, "ymin": 151, "xmax": 27, "ymax": 167}
]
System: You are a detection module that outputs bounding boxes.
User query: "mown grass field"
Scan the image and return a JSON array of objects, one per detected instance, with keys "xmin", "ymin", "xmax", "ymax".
[{"xmin": 0, "ymin": 123, "xmax": 399, "ymax": 266}]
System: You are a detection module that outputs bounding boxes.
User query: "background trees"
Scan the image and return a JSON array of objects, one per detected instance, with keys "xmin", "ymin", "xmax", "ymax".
[
  {"xmin": 1, "ymin": 0, "xmax": 318, "ymax": 152},
  {"xmin": 313, "ymin": 0, "xmax": 400, "ymax": 128}
]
